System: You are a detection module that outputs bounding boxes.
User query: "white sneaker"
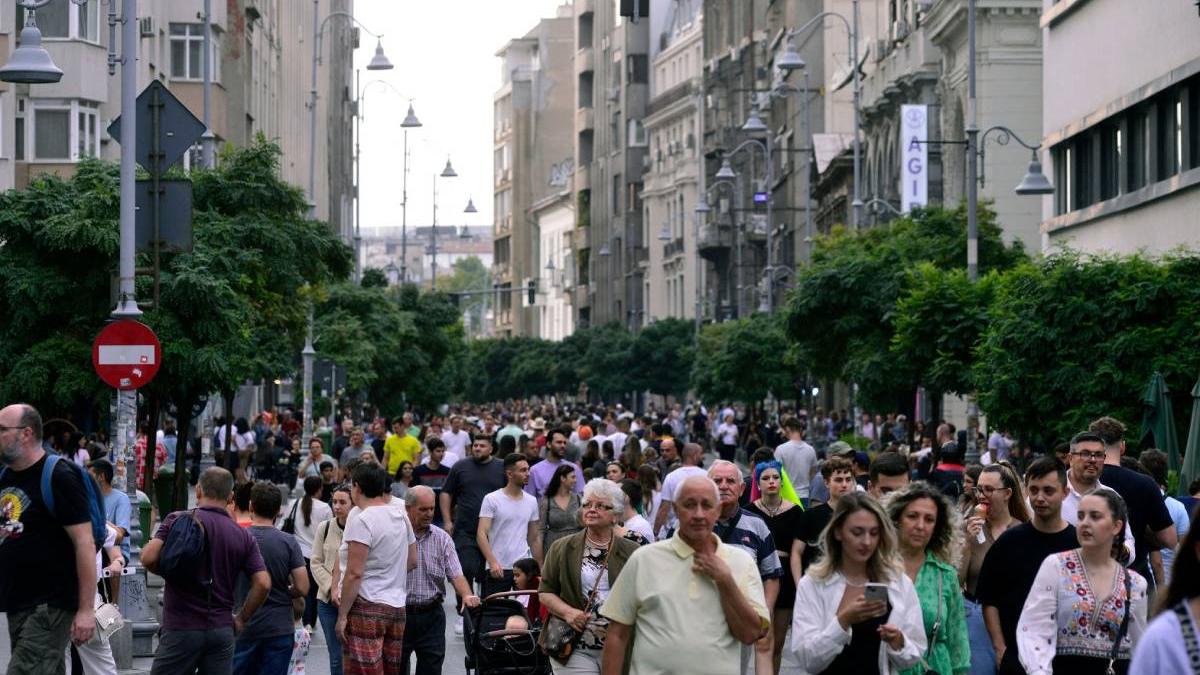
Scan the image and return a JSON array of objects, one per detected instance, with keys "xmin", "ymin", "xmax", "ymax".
[{"xmin": 454, "ymin": 614, "xmax": 464, "ymax": 636}]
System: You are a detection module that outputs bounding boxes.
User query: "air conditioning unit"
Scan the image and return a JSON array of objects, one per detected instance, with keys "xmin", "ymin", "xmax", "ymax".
[
  {"xmin": 607, "ymin": 86, "xmax": 621, "ymax": 102},
  {"xmin": 139, "ymin": 17, "xmax": 154, "ymax": 37},
  {"xmin": 891, "ymin": 20, "xmax": 910, "ymax": 43},
  {"xmin": 873, "ymin": 39, "xmax": 890, "ymax": 63}
]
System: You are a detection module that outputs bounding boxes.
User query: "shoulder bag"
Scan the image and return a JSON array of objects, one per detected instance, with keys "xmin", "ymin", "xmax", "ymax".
[
  {"xmin": 1172, "ymin": 600, "xmax": 1200, "ymax": 675},
  {"xmin": 540, "ymin": 543, "xmax": 610, "ymax": 663},
  {"xmin": 281, "ymin": 498, "xmax": 300, "ymax": 534},
  {"xmin": 1106, "ymin": 569, "xmax": 1133, "ymax": 675}
]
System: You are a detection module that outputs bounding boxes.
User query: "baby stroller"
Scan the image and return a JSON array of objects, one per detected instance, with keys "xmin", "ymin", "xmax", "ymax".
[{"xmin": 463, "ymin": 590, "xmax": 552, "ymax": 674}]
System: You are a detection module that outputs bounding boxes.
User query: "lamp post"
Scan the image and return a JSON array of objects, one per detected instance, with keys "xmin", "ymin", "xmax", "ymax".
[
  {"xmin": 777, "ymin": 2, "xmax": 862, "ymax": 228},
  {"xmin": 699, "ymin": 178, "xmax": 738, "ymax": 318},
  {"xmin": 717, "ymin": 130, "xmax": 774, "ymax": 312},
  {"xmin": 430, "ymin": 157, "xmax": 458, "ymax": 289},
  {"xmin": 307, "ymin": 1, "xmax": 392, "ymax": 221},
  {"xmin": 400, "ymin": 103, "xmax": 422, "ymax": 283},
  {"xmin": 356, "ymin": 79, "xmax": 414, "ymax": 285}
]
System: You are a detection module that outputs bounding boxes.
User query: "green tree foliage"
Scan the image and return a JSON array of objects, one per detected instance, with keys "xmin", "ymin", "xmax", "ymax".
[
  {"xmin": 360, "ymin": 267, "xmax": 389, "ymax": 289},
  {"xmin": 690, "ymin": 313, "xmax": 793, "ymax": 404},
  {"xmin": 973, "ymin": 251, "xmax": 1200, "ymax": 443},
  {"xmin": 439, "ymin": 256, "xmax": 490, "ymax": 320},
  {"xmin": 783, "ymin": 204, "xmax": 1025, "ymax": 410},
  {"xmin": 578, "ymin": 322, "xmax": 636, "ymax": 401},
  {"xmin": 629, "ymin": 318, "xmax": 695, "ymax": 397}
]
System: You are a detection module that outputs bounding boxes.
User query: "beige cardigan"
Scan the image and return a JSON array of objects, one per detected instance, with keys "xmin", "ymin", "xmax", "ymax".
[{"xmin": 309, "ymin": 515, "xmax": 344, "ymax": 603}]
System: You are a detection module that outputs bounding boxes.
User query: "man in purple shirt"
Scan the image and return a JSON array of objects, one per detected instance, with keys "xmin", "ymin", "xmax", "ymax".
[
  {"xmin": 525, "ymin": 428, "xmax": 585, "ymax": 499},
  {"xmin": 143, "ymin": 467, "xmax": 270, "ymax": 675}
]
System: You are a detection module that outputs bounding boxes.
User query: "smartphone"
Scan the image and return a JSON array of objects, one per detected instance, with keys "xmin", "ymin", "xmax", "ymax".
[{"xmin": 862, "ymin": 582, "xmax": 889, "ymax": 605}]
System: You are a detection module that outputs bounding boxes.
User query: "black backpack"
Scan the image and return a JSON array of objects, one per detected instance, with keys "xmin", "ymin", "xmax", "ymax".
[{"xmin": 158, "ymin": 509, "xmax": 212, "ymax": 595}]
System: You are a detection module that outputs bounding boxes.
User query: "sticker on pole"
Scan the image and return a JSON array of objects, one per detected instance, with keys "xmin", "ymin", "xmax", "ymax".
[{"xmin": 92, "ymin": 320, "xmax": 162, "ymax": 390}]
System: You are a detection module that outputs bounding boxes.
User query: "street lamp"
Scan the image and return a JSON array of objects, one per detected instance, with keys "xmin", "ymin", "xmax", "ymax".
[
  {"xmin": 701, "ymin": 178, "xmax": 741, "ymax": 316},
  {"xmin": 400, "ymin": 103, "xmax": 422, "ymax": 284},
  {"xmin": 356, "ymin": 78, "xmax": 414, "ymax": 284},
  {"xmin": 1, "ymin": 1, "xmax": 66, "ymax": 83},
  {"xmin": 430, "ymin": 157, "xmax": 459, "ymax": 289}
]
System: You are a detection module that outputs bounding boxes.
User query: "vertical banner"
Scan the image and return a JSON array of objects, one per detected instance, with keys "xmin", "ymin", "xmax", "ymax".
[{"xmin": 901, "ymin": 104, "xmax": 928, "ymax": 212}]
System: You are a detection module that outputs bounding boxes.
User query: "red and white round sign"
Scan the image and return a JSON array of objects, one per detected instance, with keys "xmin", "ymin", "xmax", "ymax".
[{"xmin": 92, "ymin": 320, "xmax": 162, "ymax": 390}]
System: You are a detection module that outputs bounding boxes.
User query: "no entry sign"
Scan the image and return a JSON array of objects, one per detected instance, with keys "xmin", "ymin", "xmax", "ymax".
[{"xmin": 92, "ymin": 320, "xmax": 162, "ymax": 390}]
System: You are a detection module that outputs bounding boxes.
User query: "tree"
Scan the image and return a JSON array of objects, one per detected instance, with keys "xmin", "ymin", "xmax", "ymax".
[
  {"xmin": 783, "ymin": 204, "xmax": 1025, "ymax": 411},
  {"xmin": 360, "ymin": 267, "xmax": 388, "ymax": 288},
  {"xmin": 630, "ymin": 318, "xmax": 694, "ymax": 397},
  {"xmin": 973, "ymin": 251, "xmax": 1200, "ymax": 444},
  {"xmin": 579, "ymin": 323, "xmax": 636, "ymax": 402},
  {"xmin": 690, "ymin": 313, "xmax": 793, "ymax": 405},
  {"xmin": 439, "ymin": 256, "xmax": 490, "ymax": 327}
]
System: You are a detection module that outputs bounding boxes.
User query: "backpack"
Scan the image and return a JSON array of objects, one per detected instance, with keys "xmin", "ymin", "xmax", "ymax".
[
  {"xmin": 0, "ymin": 453, "xmax": 107, "ymax": 552},
  {"xmin": 157, "ymin": 509, "xmax": 213, "ymax": 595}
]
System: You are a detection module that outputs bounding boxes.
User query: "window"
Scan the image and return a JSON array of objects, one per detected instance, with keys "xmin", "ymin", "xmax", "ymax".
[
  {"xmin": 170, "ymin": 24, "xmax": 217, "ymax": 81},
  {"xmin": 1155, "ymin": 96, "xmax": 1179, "ymax": 180},
  {"xmin": 1127, "ymin": 106, "xmax": 1147, "ymax": 192},
  {"xmin": 612, "ymin": 173, "xmax": 622, "ymax": 213},
  {"xmin": 1099, "ymin": 123, "xmax": 1120, "ymax": 202},
  {"xmin": 77, "ymin": 105, "xmax": 98, "ymax": 158},
  {"xmin": 16, "ymin": 2, "xmax": 96, "ymax": 41},
  {"xmin": 78, "ymin": 0, "xmax": 97, "ymax": 41},
  {"xmin": 34, "ymin": 108, "xmax": 70, "ymax": 160},
  {"xmin": 611, "ymin": 110, "xmax": 622, "ymax": 149},
  {"xmin": 627, "ymin": 118, "xmax": 647, "ymax": 147},
  {"xmin": 627, "ymin": 55, "xmax": 648, "ymax": 85}
]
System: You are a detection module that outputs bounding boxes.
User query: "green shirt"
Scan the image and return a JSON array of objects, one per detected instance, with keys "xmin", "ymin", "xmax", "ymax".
[{"xmin": 900, "ymin": 552, "xmax": 970, "ymax": 675}]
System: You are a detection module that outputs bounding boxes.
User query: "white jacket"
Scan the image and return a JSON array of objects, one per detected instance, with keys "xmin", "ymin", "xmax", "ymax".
[{"xmin": 784, "ymin": 570, "xmax": 927, "ymax": 675}]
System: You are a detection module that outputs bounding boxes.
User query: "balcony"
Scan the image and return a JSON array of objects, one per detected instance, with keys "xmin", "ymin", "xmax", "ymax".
[
  {"xmin": 576, "ymin": 46, "xmax": 595, "ymax": 77},
  {"xmin": 572, "ymin": 226, "xmax": 590, "ymax": 252},
  {"xmin": 633, "ymin": 246, "xmax": 649, "ymax": 268},
  {"xmin": 575, "ymin": 0, "xmax": 594, "ymax": 16},
  {"xmin": 698, "ymin": 222, "xmax": 733, "ymax": 260},
  {"xmin": 576, "ymin": 106, "xmax": 594, "ymax": 133},
  {"xmin": 574, "ymin": 283, "xmax": 591, "ymax": 309},
  {"xmin": 662, "ymin": 237, "xmax": 685, "ymax": 259},
  {"xmin": 574, "ymin": 163, "xmax": 591, "ymax": 193}
]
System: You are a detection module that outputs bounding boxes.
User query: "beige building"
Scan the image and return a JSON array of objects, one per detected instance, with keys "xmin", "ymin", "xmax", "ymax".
[
  {"xmin": 494, "ymin": 4, "xmax": 576, "ymax": 337},
  {"xmin": 0, "ymin": 0, "xmax": 355, "ymax": 234},
  {"xmin": 1040, "ymin": 0, "xmax": 1200, "ymax": 254},
  {"xmin": 643, "ymin": 1, "xmax": 703, "ymax": 322},
  {"xmin": 534, "ymin": 189, "xmax": 575, "ymax": 340}
]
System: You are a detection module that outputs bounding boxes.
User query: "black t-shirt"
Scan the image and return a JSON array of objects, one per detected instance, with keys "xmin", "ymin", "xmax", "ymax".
[
  {"xmin": 331, "ymin": 436, "xmax": 351, "ymax": 463},
  {"xmin": 412, "ymin": 463, "xmax": 451, "ymax": 491},
  {"xmin": 0, "ymin": 454, "xmax": 92, "ymax": 612},
  {"xmin": 442, "ymin": 457, "xmax": 506, "ymax": 536},
  {"xmin": 796, "ymin": 503, "xmax": 834, "ymax": 573},
  {"xmin": 1101, "ymin": 464, "xmax": 1175, "ymax": 579},
  {"xmin": 976, "ymin": 522, "xmax": 1078, "ymax": 672}
]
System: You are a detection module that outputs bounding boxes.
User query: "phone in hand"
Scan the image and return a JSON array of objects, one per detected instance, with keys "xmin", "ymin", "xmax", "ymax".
[{"xmin": 862, "ymin": 582, "xmax": 889, "ymax": 605}]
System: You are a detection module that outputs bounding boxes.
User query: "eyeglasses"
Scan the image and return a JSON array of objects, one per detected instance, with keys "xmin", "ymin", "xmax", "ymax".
[
  {"xmin": 0, "ymin": 425, "xmax": 27, "ymax": 434},
  {"xmin": 580, "ymin": 502, "xmax": 614, "ymax": 511},
  {"xmin": 1071, "ymin": 451, "xmax": 1106, "ymax": 462},
  {"xmin": 973, "ymin": 485, "xmax": 1009, "ymax": 496}
]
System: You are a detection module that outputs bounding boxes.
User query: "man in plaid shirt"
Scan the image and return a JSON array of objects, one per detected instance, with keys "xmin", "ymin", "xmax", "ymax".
[{"xmin": 401, "ymin": 486, "xmax": 480, "ymax": 674}]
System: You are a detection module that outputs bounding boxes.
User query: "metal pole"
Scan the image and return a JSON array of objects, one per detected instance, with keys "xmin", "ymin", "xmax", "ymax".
[
  {"xmin": 734, "ymin": 172, "xmax": 744, "ymax": 318},
  {"xmin": 353, "ymin": 68, "xmax": 361, "ymax": 283},
  {"xmin": 201, "ymin": 0, "xmax": 214, "ymax": 168},
  {"xmin": 329, "ymin": 363, "xmax": 337, "ymax": 422},
  {"xmin": 114, "ymin": 0, "xmax": 139, "ymax": 320},
  {"xmin": 306, "ymin": 0, "xmax": 320, "ymax": 219},
  {"xmin": 301, "ymin": 307, "xmax": 315, "ymax": 447},
  {"xmin": 695, "ymin": 92, "xmax": 705, "ymax": 336},
  {"xmin": 765, "ymin": 136, "xmax": 774, "ymax": 312},
  {"xmin": 851, "ymin": 0, "xmax": 863, "ymax": 228},
  {"xmin": 964, "ymin": 0, "xmax": 981, "ymax": 465},
  {"xmin": 431, "ymin": 174, "xmax": 438, "ymax": 289},
  {"xmin": 803, "ymin": 70, "xmax": 813, "ymax": 261},
  {"xmin": 401, "ymin": 129, "xmax": 409, "ymax": 283}
]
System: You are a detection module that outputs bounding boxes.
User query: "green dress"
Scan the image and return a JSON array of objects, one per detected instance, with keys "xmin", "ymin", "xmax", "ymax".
[{"xmin": 900, "ymin": 552, "xmax": 970, "ymax": 675}]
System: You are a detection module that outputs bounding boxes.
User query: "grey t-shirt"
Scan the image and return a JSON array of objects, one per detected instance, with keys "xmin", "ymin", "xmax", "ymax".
[
  {"xmin": 237, "ymin": 525, "xmax": 304, "ymax": 641},
  {"xmin": 774, "ymin": 440, "xmax": 817, "ymax": 498}
]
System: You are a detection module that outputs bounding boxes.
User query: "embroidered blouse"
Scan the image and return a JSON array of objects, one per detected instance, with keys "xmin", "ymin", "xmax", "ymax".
[{"xmin": 1016, "ymin": 549, "xmax": 1148, "ymax": 675}]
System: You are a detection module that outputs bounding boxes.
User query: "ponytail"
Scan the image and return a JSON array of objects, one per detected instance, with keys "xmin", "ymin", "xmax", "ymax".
[{"xmin": 301, "ymin": 474, "xmax": 322, "ymax": 527}]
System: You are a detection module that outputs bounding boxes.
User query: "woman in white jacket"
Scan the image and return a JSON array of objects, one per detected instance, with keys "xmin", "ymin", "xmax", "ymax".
[{"xmin": 786, "ymin": 491, "xmax": 927, "ymax": 675}]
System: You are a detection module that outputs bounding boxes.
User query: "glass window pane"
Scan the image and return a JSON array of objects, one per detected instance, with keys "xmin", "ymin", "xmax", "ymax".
[
  {"xmin": 15, "ymin": 118, "xmax": 23, "ymax": 161},
  {"xmin": 36, "ymin": 2, "xmax": 69, "ymax": 38},
  {"xmin": 34, "ymin": 110, "xmax": 70, "ymax": 159},
  {"xmin": 171, "ymin": 40, "xmax": 187, "ymax": 78},
  {"xmin": 77, "ymin": 111, "xmax": 84, "ymax": 158},
  {"xmin": 188, "ymin": 40, "xmax": 201, "ymax": 78},
  {"xmin": 169, "ymin": 23, "xmax": 187, "ymax": 36},
  {"xmin": 79, "ymin": 1, "xmax": 96, "ymax": 40}
]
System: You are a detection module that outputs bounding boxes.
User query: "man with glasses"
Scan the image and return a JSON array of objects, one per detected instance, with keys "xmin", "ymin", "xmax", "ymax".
[
  {"xmin": 1057, "ymin": 431, "xmax": 1136, "ymax": 562},
  {"xmin": 0, "ymin": 403, "xmax": 97, "ymax": 675}
]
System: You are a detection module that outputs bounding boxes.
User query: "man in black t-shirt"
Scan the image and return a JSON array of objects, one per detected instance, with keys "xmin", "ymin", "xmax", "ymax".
[
  {"xmin": 439, "ymin": 434, "xmax": 505, "ymax": 633},
  {"xmin": 977, "ymin": 457, "xmax": 1078, "ymax": 675},
  {"xmin": 1089, "ymin": 416, "xmax": 1178, "ymax": 590},
  {"xmin": 412, "ymin": 439, "xmax": 451, "ymax": 527},
  {"xmin": 0, "ymin": 403, "xmax": 96, "ymax": 670},
  {"xmin": 792, "ymin": 457, "xmax": 855, "ymax": 580}
]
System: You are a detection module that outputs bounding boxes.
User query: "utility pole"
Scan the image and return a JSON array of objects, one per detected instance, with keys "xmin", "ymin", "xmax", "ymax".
[
  {"xmin": 964, "ymin": 0, "xmax": 981, "ymax": 464},
  {"xmin": 200, "ymin": 0, "xmax": 214, "ymax": 168}
]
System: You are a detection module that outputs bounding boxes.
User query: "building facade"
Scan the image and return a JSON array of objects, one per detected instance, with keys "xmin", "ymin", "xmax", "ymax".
[
  {"xmin": 0, "ymin": 0, "xmax": 355, "ymax": 232},
  {"xmin": 1040, "ymin": 0, "xmax": 1200, "ymax": 254},
  {"xmin": 533, "ymin": 189, "xmax": 575, "ymax": 340},
  {"xmin": 494, "ymin": 4, "xmax": 576, "ymax": 337}
]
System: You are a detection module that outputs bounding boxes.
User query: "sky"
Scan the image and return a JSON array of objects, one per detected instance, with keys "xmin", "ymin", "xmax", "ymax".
[{"xmin": 352, "ymin": 0, "xmax": 570, "ymax": 235}]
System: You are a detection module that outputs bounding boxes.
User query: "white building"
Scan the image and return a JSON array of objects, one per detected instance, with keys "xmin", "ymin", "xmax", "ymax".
[
  {"xmin": 533, "ymin": 190, "xmax": 574, "ymax": 340},
  {"xmin": 1040, "ymin": 0, "xmax": 1200, "ymax": 254}
]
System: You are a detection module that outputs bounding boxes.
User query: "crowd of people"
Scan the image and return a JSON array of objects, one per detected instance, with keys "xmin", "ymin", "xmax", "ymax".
[{"xmin": 3, "ymin": 398, "xmax": 1200, "ymax": 675}]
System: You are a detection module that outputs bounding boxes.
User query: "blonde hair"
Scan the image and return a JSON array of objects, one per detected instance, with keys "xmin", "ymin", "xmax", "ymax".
[{"xmin": 809, "ymin": 492, "xmax": 901, "ymax": 583}]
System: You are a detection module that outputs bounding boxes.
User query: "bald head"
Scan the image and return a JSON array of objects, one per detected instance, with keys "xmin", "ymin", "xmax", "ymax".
[
  {"xmin": 0, "ymin": 403, "xmax": 43, "ymax": 467},
  {"xmin": 682, "ymin": 442, "xmax": 703, "ymax": 466},
  {"xmin": 678, "ymin": 474, "xmax": 719, "ymax": 503}
]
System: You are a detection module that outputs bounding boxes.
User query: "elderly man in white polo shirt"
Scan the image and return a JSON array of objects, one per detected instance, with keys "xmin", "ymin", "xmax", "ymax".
[{"xmin": 599, "ymin": 475, "xmax": 769, "ymax": 675}]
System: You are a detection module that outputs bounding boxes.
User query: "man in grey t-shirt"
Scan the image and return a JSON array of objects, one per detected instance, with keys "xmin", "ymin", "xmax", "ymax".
[
  {"xmin": 234, "ymin": 482, "xmax": 307, "ymax": 675},
  {"xmin": 773, "ymin": 417, "xmax": 817, "ymax": 505}
]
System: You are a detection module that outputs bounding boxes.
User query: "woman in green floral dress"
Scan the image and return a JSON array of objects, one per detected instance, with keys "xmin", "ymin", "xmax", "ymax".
[{"xmin": 887, "ymin": 481, "xmax": 970, "ymax": 675}]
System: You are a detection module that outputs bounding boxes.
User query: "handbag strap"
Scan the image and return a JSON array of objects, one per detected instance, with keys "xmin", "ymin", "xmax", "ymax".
[
  {"xmin": 578, "ymin": 537, "xmax": 611, "ymax": 611},
  {"xmin": 1107, "ymin": 568, "xmax": 1133, "ymax": 672},
  {"xmin": 287, "ymin": 498, "xmax": 300, "ymax": 522},
  {"xmin": 1172, "ymin": 602, "xmax": 1200, "ymax": 675},
  {"xmin": 926, "ymin": 569, "xmax": 942, "ymax": 657}
]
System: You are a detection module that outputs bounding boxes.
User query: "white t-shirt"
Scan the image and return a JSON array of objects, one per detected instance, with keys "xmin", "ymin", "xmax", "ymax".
[
  {"xmin": 233, "ymin": 431, "xmax": 256, "ymax": 454},
  {"xmin": 289, "ymin": 498, "xmax": 333, "ymax": 559},
  {"xmin": 479, "ymin": 489, "xmax": 539, "ymax": 569},
  {"xmin": 774, "ymin": 440, "xmax": 817, "ymax": 498},
  {"xmin": 607, "ymin": 431, "xmax": 629, "ymax": 452},
  {"xmin": 339, "ymin": 499, "xmax": 416, "ymax": 608},
  {"xmin": 624, "ymin": 513, "xmax": 654, "ymax": 543},
  {"xmin": 716, "ymin": 423, "xmax": 738, "ymax": 445},
  {"xmin": 658, "ymin": 465, "xmax": 707, "ymax": 538},
  {"xmin": 442, "ymin": 429, "xmax": 472, "ymax": 456}
]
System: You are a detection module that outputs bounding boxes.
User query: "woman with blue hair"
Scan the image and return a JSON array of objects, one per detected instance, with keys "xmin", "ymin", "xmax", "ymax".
[{"xmin": 746, "ymin": 459, "xmax": 805, "ymax": 671}]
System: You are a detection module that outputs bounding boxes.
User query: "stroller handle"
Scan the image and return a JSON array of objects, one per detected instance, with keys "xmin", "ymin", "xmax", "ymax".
[
  {"xmin": 482, "ymin": 589, "xmax": 539, "ymax": 603},
  {"xmin": 482, "ymin": 628, "xmax": 538, "ymax": 640}
]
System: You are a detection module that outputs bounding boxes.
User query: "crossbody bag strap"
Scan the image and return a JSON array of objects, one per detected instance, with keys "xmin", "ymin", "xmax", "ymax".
[
  {"xmin": 927, "ymin": 569, "xmax": 943, "ymax": 656},
  {"xmin": 1173, "ymin": 602, "xmax": 1200, "ymax": 675},
  {"xmin": 1106, "ymin": 569, "xmax": 1133, "ymax": 675},
  {"xmin": 578, "ymin": 541, "xmax": 611, "ymax": 612}
]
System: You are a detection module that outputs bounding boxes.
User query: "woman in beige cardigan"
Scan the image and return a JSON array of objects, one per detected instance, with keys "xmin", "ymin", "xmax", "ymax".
[
  {"xmin": 539, "ymin": 478, "xmax": 640, "ymax": 674},
  {"xmin": 310, "ymin": 483, "xmax": 351, "ymax": 675}
]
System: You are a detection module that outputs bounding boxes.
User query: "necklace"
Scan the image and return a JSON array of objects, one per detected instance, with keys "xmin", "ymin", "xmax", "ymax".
[
  {"xmin": 758, "ymin": 497, "xmax": 786, "ymax": 518},
  {"xmin": 585, "ymin": 530, "xmax": 612, "ymax": 549}
]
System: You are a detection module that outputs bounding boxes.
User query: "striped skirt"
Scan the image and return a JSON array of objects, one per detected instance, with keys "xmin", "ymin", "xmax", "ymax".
[{"xmin": 342, "ymin": 597, "xmax": 406, "ymax": 675}]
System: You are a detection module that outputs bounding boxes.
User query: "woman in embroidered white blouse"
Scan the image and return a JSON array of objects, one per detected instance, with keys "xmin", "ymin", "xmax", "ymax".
[{"xmin": 1017, "ymin": 488, "xmax": 1148, "ymax": 675}]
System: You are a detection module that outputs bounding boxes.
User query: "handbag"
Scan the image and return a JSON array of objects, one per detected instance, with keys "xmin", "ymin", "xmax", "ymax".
[
  {"xmin": 539, "ymin": 540, "xmax": 610, "ymax": 663},
  {"xmin": 281, "ymin": 498, "xmax": 300, "ymax": 534},
  {"xmin": 94, "ymin": 571, "xmax": 125, "ymax": 643},
  {"xmin": 1105, "ymin": 570, "xmax": 1133, "ymax": 675}
]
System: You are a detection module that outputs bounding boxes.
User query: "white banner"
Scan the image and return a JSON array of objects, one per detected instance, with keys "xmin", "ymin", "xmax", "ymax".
[{"xmin": 900, "ymin": 104, "xmax": 928, "ymax": 212}]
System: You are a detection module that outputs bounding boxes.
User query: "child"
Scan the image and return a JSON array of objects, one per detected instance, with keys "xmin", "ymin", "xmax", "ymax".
[
  {"xmin": 288, "ymin": 596, "xmax": 311, "ymax": 675},
  {"xmin": 512, "ymin": 557, "xmax": 547, "ymax": 626}
]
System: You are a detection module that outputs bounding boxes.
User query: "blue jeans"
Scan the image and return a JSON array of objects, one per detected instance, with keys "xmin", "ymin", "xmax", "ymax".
[
  {"xmin": 964, "ymin": 596, "xmax": 996, "ymax": 675},
  {"xmin": 317, "ymin": 599, "xmax": 344, "ymax": 675},
  {"xmin": 232, "ymin": 632, "xmax": 293, "ymax": 675}
]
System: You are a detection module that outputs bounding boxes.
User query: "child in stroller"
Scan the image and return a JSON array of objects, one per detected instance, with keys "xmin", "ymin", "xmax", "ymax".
[{"xmin": 462, "ymin": 589, "xmax": 552, "ymax": 675}]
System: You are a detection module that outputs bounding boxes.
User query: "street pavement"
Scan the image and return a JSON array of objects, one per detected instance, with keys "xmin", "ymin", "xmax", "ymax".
[{"xmin": 0, "ymin": 592, "xmax": 468, "ymax": 674}]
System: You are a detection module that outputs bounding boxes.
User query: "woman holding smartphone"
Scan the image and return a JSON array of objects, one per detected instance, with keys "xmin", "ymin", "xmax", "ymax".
[{"xmin": 787, "ymin": 492, "xmax": 926, "ymax": 674}]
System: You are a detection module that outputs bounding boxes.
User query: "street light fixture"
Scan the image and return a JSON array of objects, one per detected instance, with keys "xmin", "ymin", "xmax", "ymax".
[
  {"xmin": 401, "ymin": 103, "xmax": 422, "ymax": 128},
  {"xmin": 464, "ymin": 197, "xmax": 478, "ymax": 213},
  {"xmin": 441, "ymin": 157, "xmax": 458, "ymax": 178},
  {"xmin": 598, "ymin": 243, "xmax": 611, "ymax": 257},
  {"xmin": 365, "ymin": 40, "xmax": 393, "ymax": 70},
  {"xmin": 695, "ymin": 197, "xmax": 712, "ymax": 214},
  {"xmin": 0, "ymin": 3, "xmax": 64, "ymax": 84},
  {"xmin": 715, "ymin": 159, "xmax": 737, "ymax": 180},
  {"xmin": 1014, "ymin": 153, "xmax": 1055, "ymax": 195},
  {"xmin": 776, "ymin": 39, "xmax": 806, "ymax": 73},
  {"xmin": 741, "ymin": 106, "xmax": 768, "ymax": 136},
  {"xmin": 430, "ymin": 158, "xmax": 459, "ymax": 289}
]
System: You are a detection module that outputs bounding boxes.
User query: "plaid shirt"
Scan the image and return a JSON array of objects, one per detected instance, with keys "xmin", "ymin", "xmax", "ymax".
[{"xmin": 405, "ymin": 524, "xmax": 463, "ymax": 605}]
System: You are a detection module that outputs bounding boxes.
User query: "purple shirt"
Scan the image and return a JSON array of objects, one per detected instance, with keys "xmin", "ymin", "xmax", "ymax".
[
  {"xmin": 155, "ymin": 506, "xmax": 266, "ymax": 630},
  {"xmin": 525, "ymin": 457, "xmax": 585, "ymax": 499}
]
